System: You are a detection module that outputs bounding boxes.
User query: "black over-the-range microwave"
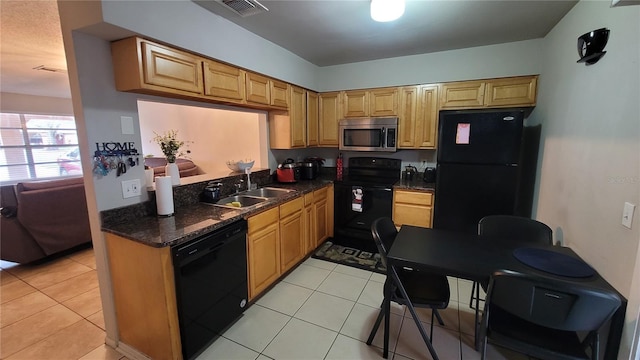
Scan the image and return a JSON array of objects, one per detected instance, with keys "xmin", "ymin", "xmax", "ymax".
[{"xmin": 338, "ymin": 117, "xmax": 398, "ymax": 152}]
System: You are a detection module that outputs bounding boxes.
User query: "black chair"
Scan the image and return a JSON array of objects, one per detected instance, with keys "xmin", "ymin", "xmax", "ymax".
[
  {"xmin": 366, "ymin": 217, "xmax": 450, "ymax": 359},
  {"xmin": 471, "ymin": 215, "xmax": 553, "ymax": 312},
  {"xmin": 480, "ymin": 269, "xmax": 621, "ymax": 360}
]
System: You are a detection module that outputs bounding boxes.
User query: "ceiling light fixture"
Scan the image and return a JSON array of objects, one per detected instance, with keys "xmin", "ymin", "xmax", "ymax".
[{"xmin": 370, "ymin": 0, "xmax": 405, "ymax": 22}]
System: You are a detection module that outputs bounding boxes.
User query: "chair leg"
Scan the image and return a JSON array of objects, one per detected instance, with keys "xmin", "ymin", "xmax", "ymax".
[
  {"xmin": 366, "ymin": 308, "xmax": 384, "ymax": 345},
  {"xmin": 469, "ymin": 281, "xmax": 477, "ymax": 309},
  {"xmin": 434, "ymin": 309, "xmax": 445, "ymax": 326},
  {"xmin": 430, "ymin": 310, "xmax": 435, "ymax": 339}
]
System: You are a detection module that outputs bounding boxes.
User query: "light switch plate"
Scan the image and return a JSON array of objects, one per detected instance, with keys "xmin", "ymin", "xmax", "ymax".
[
  {"xmin": 121, "ymin": 116, "xmax": 134, "ymax": 135},
  {"xmin": 122, "ymin": 179, "xmax": 141, "ymax": 199},
  {"xmin": 622, "ymin": 202, "xmax": 635, "ymax": 229}
]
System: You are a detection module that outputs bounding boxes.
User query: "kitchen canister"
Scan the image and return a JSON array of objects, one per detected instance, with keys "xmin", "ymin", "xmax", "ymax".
[
  {"xmin": 155, "ymin": 176, "xmax": 174, "ymax": 216},
  {"xmin": 145, "ymin": 168, "xmax": 155, "ymax": 188}
]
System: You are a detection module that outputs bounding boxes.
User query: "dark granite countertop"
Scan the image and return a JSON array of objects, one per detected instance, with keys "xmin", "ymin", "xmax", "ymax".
[
  {"xmin": 101, "ymin": 177, "xmax": 334, "ymax": 248},
  {"xmin": 393, "ymin": 178, "xmax": 436, "ymax": 192}
]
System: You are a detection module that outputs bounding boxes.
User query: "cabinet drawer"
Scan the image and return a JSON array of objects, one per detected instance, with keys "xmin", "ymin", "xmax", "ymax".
[
  {"xmin": 394, "ymin": 204, "xmax": 432, "ymax": 228},
  {"xmin": 248, "ymin": 207, "xmax": 279, "ymax": 232},
  {"xmin": 314, "ymin": 186, "xmax": 328, "ymax": 201},
  {"xmin": 394, "ymin": 190, "xmax": 433, "ymax": 206},
  {"xmin": 280, "ymin": 196, "xmax": 304, "ymax": 218},
  {"xmin": 304, "ymin": 192, "xmax": 314, "ymax": 206}
]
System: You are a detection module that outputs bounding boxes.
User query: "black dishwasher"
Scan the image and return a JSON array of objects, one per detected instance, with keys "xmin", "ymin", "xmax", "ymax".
[{"xmin": 172, "ymin": 219, "xmax": 248, "ymax": 360}]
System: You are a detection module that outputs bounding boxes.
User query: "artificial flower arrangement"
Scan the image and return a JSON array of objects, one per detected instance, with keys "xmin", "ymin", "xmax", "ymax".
[{"xmin": 152, "ymin": 130, "xmax": 191, "ymax": 163}]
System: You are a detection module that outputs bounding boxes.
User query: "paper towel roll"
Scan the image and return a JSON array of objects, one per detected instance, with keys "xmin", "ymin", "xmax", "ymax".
[
  {"xmin": 145, "ymin": 169, "xmax": 154, "ymax": 188},
  {"xmin": 155, "ymin": 176, "xmax": 174, "ymax": 216}
]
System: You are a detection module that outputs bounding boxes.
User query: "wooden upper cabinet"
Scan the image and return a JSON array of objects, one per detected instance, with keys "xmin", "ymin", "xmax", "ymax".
[
  {"xmin": 307, "ymin": 91, "xmax": 319, "ymax": 147},
  {"xmin": 370, "ymin": 87, "xmax": 398, "ymax": 117},
  {"xmin": 289, "ymin": 86, "xmax": 306, "ymax": 147},
  {"xmin": 416, "ymin": 85, "xmax": 439, "ymax": 148},
  {"xmin": 484, "ymin": 76, "xmax": 537, "ymax": 107},
  {"xmin": 245, "ymin": 72, "xmax": 271, "ymax": 105},
  {"xmin": 342, "ymin": 90, "xmax": 368, "ymax": 118},
  {"xmin": 398, "ymin": 86, "xmax": 420, "ymax": 148},
  {"xmin": 398, "ymin": 85, "xmax": 438, "ymax": 149},
  {"xmin": 270, "ymin": 80, "xmax": 289, "ymax": 109},
  {"xmin": 343, "ymin": 87, "xmax": 398, "ymax": 118},
  {"xmin": 318, "ymin": 92, "xmax": 341, "ymax": 147},
  {"xmin": 440, "ymin": 80, "xmax": 485, "ymax": 109},
  {"xmin": 112, "ymin": 37, "xmax": 203, "ymax": 96},
  {"xmin": 202, "ymin": 59, "xmax": 245, "ymax": 102},
  {"xmin": 269, "ymin": 86, "xmax": 305, "ymax": 149},
  {"xmin": 440, "ymin": 76, "xmax": 538, "ymax": 109}
]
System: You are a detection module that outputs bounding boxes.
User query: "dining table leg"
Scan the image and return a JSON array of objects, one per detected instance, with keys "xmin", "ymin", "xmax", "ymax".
[{"xmin": 389, "ymin": 266, "xmax": 440, "ymax": 360}]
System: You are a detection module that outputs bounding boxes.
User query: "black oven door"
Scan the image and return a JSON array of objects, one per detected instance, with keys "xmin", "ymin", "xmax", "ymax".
[{"xmin": 334, "ymin": 182, "xmax": 393, "ymax": 242}]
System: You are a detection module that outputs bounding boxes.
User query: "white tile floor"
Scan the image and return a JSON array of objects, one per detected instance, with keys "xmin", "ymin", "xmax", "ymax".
[{"xmin": 197, "ymin": 257, "xmax": 531, "ymax": 360}]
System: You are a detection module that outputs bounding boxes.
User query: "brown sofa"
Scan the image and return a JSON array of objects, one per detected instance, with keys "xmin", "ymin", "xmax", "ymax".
[
  {"xmin": 144, "ymin": 157, "xmax": 200, "ymax": 177},
  {"xmin": 1, "ymin": 177, "xmax": 92, "ymax": 264}
]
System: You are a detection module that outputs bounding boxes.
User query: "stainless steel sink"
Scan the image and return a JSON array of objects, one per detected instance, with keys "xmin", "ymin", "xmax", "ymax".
[
  {"xmin": 240, "ymin": 187, "xmax": 296, "ymax": 198},
  {"xmin": 213, "ymin": 195, "xmax": 268, "ymax": 209}
]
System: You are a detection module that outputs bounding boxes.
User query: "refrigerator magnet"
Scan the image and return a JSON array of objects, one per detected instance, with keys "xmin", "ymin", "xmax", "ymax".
[{"xmin": 456, "ymin": 123, "xmax": 470, "ymax": 144}]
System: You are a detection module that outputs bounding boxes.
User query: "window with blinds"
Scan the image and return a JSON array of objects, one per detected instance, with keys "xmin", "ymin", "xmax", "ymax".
[{"xmin": 0, "ymin": 113, "xmax": 81, "ymax": 183}]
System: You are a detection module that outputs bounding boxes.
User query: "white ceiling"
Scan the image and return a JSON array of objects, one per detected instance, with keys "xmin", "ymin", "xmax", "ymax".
[{"xmin": 0, "ymin": 0, "xmax": 577, "ymax": 99}]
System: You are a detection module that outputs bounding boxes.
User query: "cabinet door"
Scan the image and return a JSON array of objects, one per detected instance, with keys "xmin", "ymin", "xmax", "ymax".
[
  {"xmin": 416, "ymin": 85, "xmax": 439, "ymax": 148},
  {"xmin": 307, "ymin": 91, "xmax": 319, "ymax": 147},
  {"xmin": 370, "ymin": 87, "xmax": 398, "ymax": 116},
  {"xmin": 440, "ymin": 80, "xmax": 485, "ymax": 109},
  {"xmin": 271, "ymin": 79, "xmax": 289, "ymax": 108},
  {"xmin": 247, "ymin": 224, "xmax": 280, "ymax": 299},
  {"xmin": 318, "ymin": 92, "xmax": 341, "ymax": 146},
  {"xmin": 485, "ymin": 76, "xmax": 537, "ymax": 107},
  {"xmin": 290, "ymin": 86, "xmax": 307, "ymax": 147},
  {"xmin": 141, "ymin": 41, "xmax": 203, "ymax": 94},
  {"xmin": 304, "ymin": 192, "xmax": 315, "ymax": 254},
  {"xmin": 280, "ymin": 198, "xmax": 304, "ymax": 273},
  {"xmin": 313, "ymin": 187, "xmax": 330, "ymax": 246},
  {"xmin": 343, "ymin": 90, "xmax": 368, "ymax": 118},
  {"xmin": 202, "ymin": 60, "xmax": 245, "ymax": 102},
  {"xmin": 398, "ymin": 86, "xmax": 419, "ymax": 148},
  {"xmin": 247, "ymin": 207, "xmax": 280, "ymax": 299},
  {"xmin": 393, "ymin": 190, "xmax": 434, "ymax": 228},
  {"xmin": 245, "ymin": 72, "xmax": 270, "ymax": 105}
]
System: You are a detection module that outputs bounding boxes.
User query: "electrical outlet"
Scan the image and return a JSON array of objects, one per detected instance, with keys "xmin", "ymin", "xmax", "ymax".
[
  {"xmin": 622, "ymin": 202, "xmax": 635, "ymax": 229},
  {"xmin": 122, "ymin": 179, "xmax": 141, "ymax": 199}
]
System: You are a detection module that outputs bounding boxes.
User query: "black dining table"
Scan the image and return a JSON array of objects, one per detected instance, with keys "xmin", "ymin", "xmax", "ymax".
[{"xmin": 386, "ymin": 225, "xmax": 627, "ymax": 360}]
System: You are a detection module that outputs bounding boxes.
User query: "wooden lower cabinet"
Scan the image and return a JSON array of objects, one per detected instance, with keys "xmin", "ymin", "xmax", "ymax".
[
  {"xmin": 304, "ymin": 192, "xmax": 315, "ymax": 254},
  {"xmin": 247, "ymin": 207, "xmax": 280, "ymax": 300},
  {"xmin": 392, "ymin": 189, "xmax": 434, "ymax": 228},
  {"xmin": 314, "ymin": 186, "xmax": 331, "ymax": 247},
  {"xmin": 279, "ymin": 196, "xmax": 305, "ymax": 273},
  {"xmin": 105, "ymin": 232, "xmax": 182, "ymax": 360},
  {"xmin": 247, "ymin": 188, "xmax": 332, "ymax": 300}
]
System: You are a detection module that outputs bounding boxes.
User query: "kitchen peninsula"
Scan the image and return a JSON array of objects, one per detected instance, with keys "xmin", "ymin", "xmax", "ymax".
[{"xmin": 101, "ymin": 170, "xmax": 334, "ymax": 360}]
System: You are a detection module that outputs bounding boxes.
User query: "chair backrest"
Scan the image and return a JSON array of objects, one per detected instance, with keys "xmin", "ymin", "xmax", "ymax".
[
  {"xmin": 487, "ymin": 270, "xmax": 621, "ymax": 332},
  {"xmin": 371, "ymin": 217, "xmax": 398, "ymax": 269},
  {"xmin": 478, "ymin": 215, "xmax": 552, "ymax": 245}
]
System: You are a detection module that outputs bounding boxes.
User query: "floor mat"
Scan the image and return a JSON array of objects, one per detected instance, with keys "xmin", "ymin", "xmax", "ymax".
[{"xmin": 312, "ymin": 238, "xmax": 386, "ymax": 274}]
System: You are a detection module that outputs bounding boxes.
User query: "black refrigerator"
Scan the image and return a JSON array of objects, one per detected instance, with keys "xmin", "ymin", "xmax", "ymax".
[{"xmin": 433, "ymin": 109, "xmax": 539, "ymax": 234}]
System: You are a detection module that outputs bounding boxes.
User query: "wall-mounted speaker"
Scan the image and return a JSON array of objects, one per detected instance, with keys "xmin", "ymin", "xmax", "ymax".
[{"xmin": 577, "ymin": 28, "xmax": 610, "ymax": 65}]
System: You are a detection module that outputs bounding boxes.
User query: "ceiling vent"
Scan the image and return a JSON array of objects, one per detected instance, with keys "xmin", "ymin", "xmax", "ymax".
[{"xmin": 215, "ymin": 0, "xmax": 268, "ymax": 17}]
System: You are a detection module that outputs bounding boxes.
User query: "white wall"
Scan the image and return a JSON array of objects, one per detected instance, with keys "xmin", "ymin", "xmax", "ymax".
[
  {"xmin": 532, "ymin": 1, "xmax": 640, "ymax": 357},
  {"xmin": 137, "ymin": 100, "xmax": 266, "ymax": 175},
  {"xmin": 0, "ymin": 92, "xmax": 73, "ymax": 115},
  {"xmin": 318, "ymin": 39, "xmax": 544, "ymax": 91}
]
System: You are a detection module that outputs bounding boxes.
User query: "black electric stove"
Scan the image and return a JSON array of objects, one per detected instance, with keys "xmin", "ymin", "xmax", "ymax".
[{"xmin": 334, "ymin": 157, "xmax": 401, "ymax": 243}]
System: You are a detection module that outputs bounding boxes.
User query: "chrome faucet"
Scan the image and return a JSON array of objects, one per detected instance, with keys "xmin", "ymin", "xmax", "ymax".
[{"xmin": 234, "ymin": 180, "xmax": 244, "ymax": 194}]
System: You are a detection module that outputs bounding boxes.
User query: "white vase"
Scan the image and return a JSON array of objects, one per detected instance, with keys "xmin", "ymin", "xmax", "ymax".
[{"xmin": 165, "ymin": 162, "xmax": 180, "ymax": 186}]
